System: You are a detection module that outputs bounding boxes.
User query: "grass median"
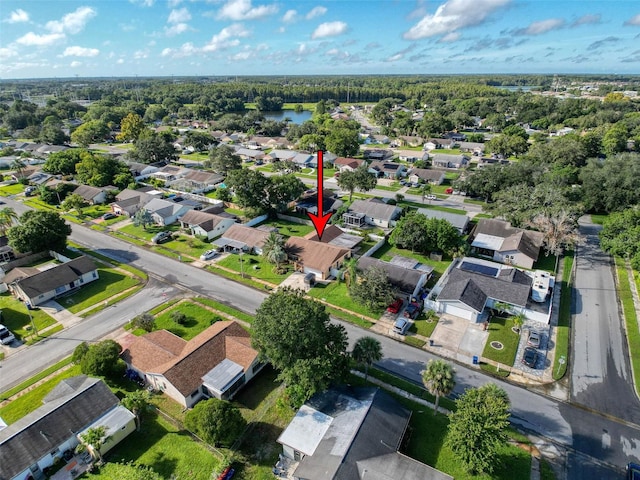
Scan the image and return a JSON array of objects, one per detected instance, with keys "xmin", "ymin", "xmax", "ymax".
[
  {"xmin": 615, "ymin": 257, "xmax": 640, "ymax": 397},
  {"xmin": 552, "ymin": 251, "xmax": 574, "ymax": 380}
]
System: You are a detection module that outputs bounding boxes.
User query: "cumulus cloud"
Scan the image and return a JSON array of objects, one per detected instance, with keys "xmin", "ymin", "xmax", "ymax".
[
  {"xmin": 63, "ymin": 46, "xmax": 100, "ymax": 57},
  {"xmin": 571, "ymin": 14, "xmax": 601, "ymax": 27},
  {"xmin": 404, "ymin": 0, "xmax": 511, "ymax": 40},
  {"xmin": 217, "ymin": 0, "xmax": 278, "ymax": 21},
  {"xmin": 16, "ymin": 32, "xmax": 65, "ymax": 46},
  {"xmin": 311, "ymin": 21, "xmax": 348, "ymax": 39},
  {"xmin": 6, "ymin": 9, "xmax": 29, "ymax": 23},
  {"xmin": 117, "ymin": 58, "xmax": 125, "ymax": 64},
  {"xmin": 203, "ymin": 23, "xmax": 250, "ymax": 52},
  {"xmin": 306, "ymin": 6, "xmax": 327, "ymax": 20},
  {"xmin": 587, "ymin": 36, "xmax": 620, "ymax": 51},
  {"xmin": 624, "ymin": 14, "xmax": 640, "ymax": 26},
  {"xmin": 46, "ymin": 6, "xmax": 97, "ymax": 34},
  {"xmin": 134, "ymin": 49, "xmax": 149, "ymax": 59},
  {"xmin": 162, "ymin": 42, "xmax": 198, "ymax": 57},
  {"xmin": 512, "ymin": 18, "xmax": 565, "ymax": 36},
  {"xmin": 130, "ymin": 0, "xmax": 154, "ymax": 6},
  {"xmin": 168, "ymin": 0, "xmax": 183, "ymax": 6},
  {"xmin": 168, "ymin": 7, "xmax": 191, "ymax": 24},
  {"xmin": 166, "ymin": 23, "xmax": 190, "ymax": 36},
  {"xmin": 0, "ymin": 47, "xmax": 18, "ymax": 59},
  {"xmin": 282, "ymin": 9, "xmax": 297, "ymax": 23},
  {"xmin": 70, "ymin": 61, "xmax": 82, "ymax": 67},
  {"xmin": 439, "ymin": 32, "xmax": 460, "ymax": 42}
]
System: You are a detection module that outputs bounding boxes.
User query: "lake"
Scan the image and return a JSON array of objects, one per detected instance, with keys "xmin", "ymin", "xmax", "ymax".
[
  {"xmin": 495, "ymin": 86, "xmax": 540, "ymax": 92},
  {"xmin": 262, "ymin": 110, "xmax": 312, "ymax": 124}
]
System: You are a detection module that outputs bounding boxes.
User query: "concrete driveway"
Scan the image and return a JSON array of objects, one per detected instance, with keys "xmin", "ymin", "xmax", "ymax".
[{"xmin": 429, "ymin": 314, "xmax": 489, "ymax": 363}]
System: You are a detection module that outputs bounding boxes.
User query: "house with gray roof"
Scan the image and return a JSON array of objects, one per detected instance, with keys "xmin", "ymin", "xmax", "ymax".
[
  {"xmin": 0, "ymin": 376, "xmax": 135, "ymax": 480},
  {"xmin": 427, "ymin": 256, "xmax": 553, "ymax": 323},
  {"xmin": 212, "ymin": 224, "xmax": 272, "ymax": 254},
  {"xmin": 179, "ymin": 209, "xmax": 236, "ymax": 240},
  {"xmin": 110, "ymin": 188, "xmax": 156, "ymax": 217},
  {"xmin": 368, "ymin": 161, "xmax": 406, "ymax": 179},
  {"xmin": 408, "ymin": 168, "xmax": 445, "ymax": 185},
  {"xmin": 470, "ymin": 218, "xmax": 544, "ymax": 269},
  {"xmin": 430, "ymin": 154, "xmax": 469, "ymax": 169},
  {"xmin": 342, "ymin": 199, "xmax": 401, "ymax": 229},
  {"xmin": 5, "ymin": 255, "xmax": 98, "ymax": 307},
  {"xmin": 416, "ymin": 208, "xmax": 470, "ymax": 234},
  {"xmin": 357, "ymin": 256, "xmax": 431, "ymax": 298},
  {"xmin": 277, "ymin": 387, "xmax": 452, "ymax": 480},
  {"xmin": 72, "ymin": 184, "xmax": 107, "ymax": 205},
  {"xmin": 142, "ymin": 197, "xmax": 193, "ymax": 226}
]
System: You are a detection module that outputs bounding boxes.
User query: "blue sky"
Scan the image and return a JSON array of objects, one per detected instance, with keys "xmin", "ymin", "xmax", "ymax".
[{"xmin": 1, "ymin": 0, "xmax": 640, "ymax": 79}]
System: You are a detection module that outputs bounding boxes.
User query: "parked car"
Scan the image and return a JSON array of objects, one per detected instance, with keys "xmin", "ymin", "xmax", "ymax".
[
  {"xmin": 527, "ymin": 330, "xmax": 541, "ymax": 348},
  {"xmin": 0, "ymin": 324, "xmax": 15, "ymax": 345},
  {"xmin": 445, "ymin": 187, "xmax": 453, "ymax": 194},
  {"xmin": 151, "ymin": 231, "xmax": 172, "ymax": 244},
  {"xmin": 102, "ymin": 212, "xmax": 117, "ymax": 220},
  {"xmin": 426, "ymin": 194, "xmax": 437, "ymax": 200},
  {"xmin": 403, "ymin": 302, "xmax": 422, "ymax": 319},
  {"xmin": 393, "ymin": 317, "xmax": 411, "ymax": 335},
  {"xmin": 24, "ymin": 186, "xmax": 36, "ymax": 197},
  {"xmin": 386, "ymin": 298, "xmax": 403, "ymax": 314},
  {"xmin": 172, "ymin": 196, "xmax": 185, "ymax": 202},
  {"xmin": 522, "ymin": 347, "xmax": 538, "ymax": 368},
  {"xmin": 200, "ymin": 249, "xmax": 218, "ymax": 261}
]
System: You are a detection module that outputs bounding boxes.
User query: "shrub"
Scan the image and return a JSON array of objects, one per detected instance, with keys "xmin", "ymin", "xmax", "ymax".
[
  {"xmin": 133, "ymin": 313, "xmax": 155, "ymax": 332},
  {"xmin": 170, "ymin": 311, "xmax": 187, "ymax": 325}
]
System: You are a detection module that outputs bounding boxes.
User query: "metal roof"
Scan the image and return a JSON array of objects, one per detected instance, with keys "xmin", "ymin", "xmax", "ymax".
[
  {"xmin": 471, "ymin": 232, "xmax": 504, "ymax": 251},
  {"xmin": 201, "ymin": 358, "xmax": 243, "ymax": 394},
  {"xmin": 277, "ymin": 404, "xmax": 333, "ymax": 456}
]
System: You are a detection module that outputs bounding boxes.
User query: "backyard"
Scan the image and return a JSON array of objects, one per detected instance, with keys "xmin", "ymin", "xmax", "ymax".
[
  {"xmin": 307, "ymin": 281, "xmax": 381, "ymax": 320},
  {"xmin": 255, "ymin": 218, "xmax": 315, "ymax": 238}
]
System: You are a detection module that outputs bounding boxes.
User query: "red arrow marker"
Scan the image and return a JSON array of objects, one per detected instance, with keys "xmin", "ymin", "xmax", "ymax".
[{"xmin": 307, "ymin": 150, "xmax": 332, "ymax": 240}]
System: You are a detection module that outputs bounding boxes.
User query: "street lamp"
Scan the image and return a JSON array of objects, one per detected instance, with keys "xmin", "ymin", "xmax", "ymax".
[{"xmin": 239, "ymin": 251, "xmax": 244, "ymax": 278}]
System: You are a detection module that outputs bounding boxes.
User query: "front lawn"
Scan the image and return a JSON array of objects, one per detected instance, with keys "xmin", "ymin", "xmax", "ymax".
[
  {"xmin": 142, "ymin": 301, "xmax": 223, "ymax": 340},
  {"xmin": 307, "ymin": 281, "xmax": 381, "ymax": 319},
  {"xmin": 60, "ymin": 268, "xmax": 140, "ymax": 314},
  {"xmin": 553, "ymin": 252, "xmax": 574, "ymax": 380},
  {"xmin": 481, "ymin": 316, "xmax": 520, "ymax": 367},
  {"xmin": 410, "ymin": 317, "xmax": 439, "ymax": 338},
  {"xmin": 256, "ymin": 219, "xmax": 314, "ymax": 237},
  {"xmin": 216, "ymin": 253, "xmax": 293, "ymax": 284},
  {"xmin": 162, "ymin": 234, "xmax": 210, "ymax": 258},
  {"xmin": 400, "ymin": 201, "xmax": 466, "ymax": 215},
  {"xmin": 117, "ymin": 223, "xmax": 181, "ymax": 242},
  {"xmin": 0, "ymin": 293, "xmax": 56, "ymax": 340},
  {"xmin": 0, "ymin": 183, "xmax": 24, "ymax": 196}
]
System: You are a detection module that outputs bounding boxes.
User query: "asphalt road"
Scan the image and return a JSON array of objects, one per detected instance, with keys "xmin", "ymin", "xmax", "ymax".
[{"xmin": 571, "ymin": 219, "xmax": 640, "ymax": 422}]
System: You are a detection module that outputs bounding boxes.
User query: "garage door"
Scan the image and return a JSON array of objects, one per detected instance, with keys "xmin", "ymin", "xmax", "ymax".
[
  {"xmin": 304, "ymin": 268, "xmax": 324, "ymax": 281},
  {"xmin": 443, "ymin": 303, "xmax": 475, "ymax": 321}
]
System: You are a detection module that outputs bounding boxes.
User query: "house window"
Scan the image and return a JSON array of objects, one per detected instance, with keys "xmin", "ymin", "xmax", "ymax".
[{"xmin": 92, "ymin": 272, "xmax": 97, "ymax": 279}]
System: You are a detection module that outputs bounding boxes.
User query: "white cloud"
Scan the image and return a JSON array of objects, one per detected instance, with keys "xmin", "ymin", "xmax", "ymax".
[
  {"xmin": 134, "ymin": 49, "xmax": 149, "ymax": 59},
  {"xmin": 16, "ymin": 32, "xmax": 65, "ymax": 46},
  {"xmin": 306, "ymin": 6, "xmax": 327, "ymax": 20},
  {"xmin": 231, "ymin": 51, "xmax": 252, "ymax": 60},
  {"xmin": 148, "ymin": 40, "xmax": 156, "ymax": 46},
  {"xmin": 440, "ymin": 31, "xmax": 461, "ymax": 42},
  {"xmin": 165, "ymin": 23, "xmax": 190, "ymax": 36},
  {"xmin": 311, "ymin": 21, "xmax": 348, "ymax": 39},
  {"xmin": 6, "ymin": 9, "xmax": 30, "ymax": 23},
  {"xmin": 625, "ymin": 14, "xmax": 640, "ymax": 26},
  {"xmin": 282, "ymin": 9, "xmax": 297, "ymax": 23},
  {"xmin": 130, "ymin": 0, "xmax": 154, "ymax": 6},
  {"xmin": 168, "ymin": 7, "xmax": 191, "ymax": 24},
  {"xmin": 162, "ymin": 42, "xmax": 198, "ymax": 57},
  {"xmin": 168, "ymin": 0, "xmax": 183, "ymax": 6},
  {"xmin": 0, "ymin": 47, "xmax": 18, "ymax": 59},
  {"xmin": 46, "ymin": 6, "xmax": 97, "ymax": 34},
  {"xmin": 571, "ymin": 14, "xmax": 601, "ymax": 27},
  {"xmin": 203, "ymin": 23, "xmax": 250, "ymax": 52},
  {"xmin": 63, "ymin": 46, "xmax": 100, "ymax": 57},
  {"xmin": 70, "ymin": 61, "xmax": 82, "ymax": 67},
  {"xmin": 404, "ymin": 0, "xmax": 511, "ymax": 40},
  {"xmin": 117, "ymin": 58, "xmax": 125, "ymax": 64},
  {"xmin": 217, "ymin": 0, "xmax": 278, "ymax": 21},
  {"xmin": 513, "ymin": 18, "xmax": 565, "ymax": 36}
]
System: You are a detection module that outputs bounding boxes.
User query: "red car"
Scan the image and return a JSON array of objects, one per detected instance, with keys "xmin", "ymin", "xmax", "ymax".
[
  {"xmin": 445, "ymin": 187, "xmax": 453, "ymax": 194},
  {"xmin": 386, "ymin": 298, "xmax": 403, "ymax": 314}
]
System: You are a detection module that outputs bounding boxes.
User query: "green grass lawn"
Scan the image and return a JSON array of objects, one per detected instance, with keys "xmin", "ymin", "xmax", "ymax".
[
  {"xmin": 307, "ymin": 281, "xmax": 382, "ymax": 319},
  {"xmin": 192, "ymin": 297, "xmax": 255, "ymax": 324},
  {"xmin": 91, "ymin": 411, "xmax": 221, "ymax": 480},
  {"xmin": 590, "ymin": 213, "xmax": 608, "ymax": 225},
  {"xmin": 0, "ymin": 293, "xmax": 56, "ymax": 340},
  {"xmin": 217, "ymin": 253, "xmax": 293, "ymax": 284},
  {"xmin": 553, "ymin": 251, "xmax": 574, "ymax": 380},
  {"xmin": 162, "ymin": 234, "xmax": 210, "ymax": 258},
  {"xmin": 372, "ymin": 241, "xmax": 452, "ymax": 285},
  {"xmin": 400, "ymin": 201, "xmax": 466, "ymax": 215},
  {"xmin": 118, "ymin": 223, "xmax": 181, "ymax": 242},
  {"xmin": 410, "ymin": 317, "xmax": 439, "ymax": 337},
  {"xmin": 376, "ymin": 184, "xmax": 402, "ymax": 192},
  {"xmin": 0, "ymin": 356, "xmax": 73, "ymax": 401},
  {"xmin": 0, "ymin": 364, "xmax": 83, "ymax": 424},
  {"xmin": 533, "ymin": 254, "xmax": 558, "ymax": 273},
  {"xmin": 23, "ymin": 198, "xmax": 60, "ymax": 211},
  {"xmin": 146, "ymin": 301, "xmax": 223, "ymax": 340},
  {"xmin": 614, "ymin": 257, "xmax": 640, "ymax": 396},
  {"xmin": 256, "ymin": 219, "xmax": 314, "ymax": 237},
  {"xmin": 0, "ymin": 183, "xmax": 24, "ymax": 195},
  {"xmin": 482, "ymin": 316, "xmax": 520, "ymax": 367},
  {"xmin": 60, "ymin": 268, "xmax": 140, "ymax": 314},
  {"xmin": 431, "ymin": 148, "xmax": 464, "ymax": 155}
]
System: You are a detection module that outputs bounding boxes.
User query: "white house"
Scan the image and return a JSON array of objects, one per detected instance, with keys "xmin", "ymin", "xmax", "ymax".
[
  {"xmin": 142, "ymin": 197, "xmax": 193, "ymax": 226},
  {"xmin": 179, "ymin": 210, "xmax": 236, "ymax": 240}
]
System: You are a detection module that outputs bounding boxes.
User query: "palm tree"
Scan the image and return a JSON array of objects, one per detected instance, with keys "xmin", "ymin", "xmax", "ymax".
[
  {"xmin": 420, "ymin": 183, "xmax": 432, "ymax": 204},
  {"xmin": 11, "ymin": 158, "xmax": 26, "ymax": 179},
  {"xmin": 122, "ymin": 390, "xmax": 151, "ymax": 431},
  {"xmin": 422, "ymin": 359, "xmax": 456, "ymax": 415},
  {"xmin": 0, "ymin": 207, "xmax": 19, "ymax": 236},
  {"xmin": 352, "ymin": 336, "xmax": 383, "ymax": 381},
  {"xmin": 343, "ymin": 257, "xmax": 358, "ymax": 287},
  {"xmin": 510, "ymin": 311, "xmax": 526, "ymax": 334},
  {"xmin": 78, "ymin": 426, "xmax": 110, "ymax": 463},
  {"xmin": 262, "ymin": 231, "xmax": 287, "ymax": 272}
]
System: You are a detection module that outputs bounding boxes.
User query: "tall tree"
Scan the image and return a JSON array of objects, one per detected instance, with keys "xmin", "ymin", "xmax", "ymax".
[
  {"xmin": 0, "ymin": 207, "xmax": 19, "ymax": 236},
  {"xmin": 204, "ymin": 145, "xmax": 242, "ymax": 174},
  {"xmin": 117, "ymin": 113, "xmax": 147, "ymax": 143},
  {"xmin": 262, "ymin": 231, "xmax": 287, "ymax": 272},
  {"xmin": 133, "ymin": 208, "xmax": 154, "ymax": 231},
  {"xmin": 185, "ymin": 398, "xmax": 246, "ymax": 447},
  {"xmin": 325, "ymin": 126, "xmax": 360, "ymax": 157},
  {"xmin": 80, "ymin": 339, "xmax": 124, "ymax": 378},
  {"xmin": 71, "ymin": 120, "xmax": 110, "ymax": 147},
  {"xmin": 8, "ymin": 210, "xmax": 71, "ymax": 253},
  {"xmin": 43, "ymin": 149, "xmax": 90, "ymax": 176},
  {"xmin": 61, "ymin": 193, "xmax": 86, "ymax": 215},
  {"xmin": 122, "ymin": 390, "xmax": 152, "ymax": 431},
  {"xmin": 225, "ymin": 169, "xmax": 270, "ymax": 212},
  {"xmin": 352, "ymin": 336, "xmax": 383, "ymax": 381},
  {"xmin": 127, "ymin": 132, "xmax": 177, "ymax": 164},
  {"xmin": 10, "ymin": 158, "xmax": 26, "ymax": 178},
  {"xmin": 266, "ymin": 174, "xmax": 306, "ymax": 213},
  {"xmin": 349, "ymin": 265, "xmax": 397, "ymax": 311},
  {"xmin": 253, "ymin": 288, "xmax": 350, "ymax": 406},
  {"xmin": 337, "ymin": 165, "xmax": 377, "ymax": 202},
  {"xmin": 527, "ymin": 209, "xmax": 582, "ymax": 256},
  {"xmin": 422, "ymin": 359, "xmax": 456, "ymax": 414},
  {"xmin": 76, "ymin": 154, "xmax": 133, "ymax": 187}
]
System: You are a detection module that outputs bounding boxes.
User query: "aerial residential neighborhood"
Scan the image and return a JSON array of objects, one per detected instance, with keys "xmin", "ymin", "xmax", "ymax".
[{"xmin": 1, "ymin": 3, "xmax": 640, "ymax": 480}]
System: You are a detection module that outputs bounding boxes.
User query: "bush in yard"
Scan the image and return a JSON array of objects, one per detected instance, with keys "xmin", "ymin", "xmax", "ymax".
[
  {"xmin": 73, "ymin": 341, "xmax": 89, "ymax": 364},
  {"xmin": 209, "ymin": 315, "xmax": 223, "ymax": 325},
  {"xmin": 133, "ymin": 313, "xmax": 155, "ymax": 332},
  {"xmin": 170, "ymin": 311, "xmax": 187, "ymax": 325},
  {"xmin": 80, "ymin": 339, "xmax": 125, "ymax": 378},
  {"xmin": 185, "ymin": 398, "xmax": 246, "ymax": 447}
]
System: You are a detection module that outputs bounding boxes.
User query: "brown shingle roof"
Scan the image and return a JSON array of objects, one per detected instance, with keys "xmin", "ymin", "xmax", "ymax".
[
  {"xmin": 285, "ymin": 236, "xmax": 350, "ymax": 274},
  {"xmin": 334, "ymin": 157, "xmax": 364, "ymax": 169},
  {"xmin": 410, "ymin": 168, "xmax": 444, "ymax": 182},
  {"xmin": 473, "ymin": 219, "xmax": 544, "ymax": 261}
]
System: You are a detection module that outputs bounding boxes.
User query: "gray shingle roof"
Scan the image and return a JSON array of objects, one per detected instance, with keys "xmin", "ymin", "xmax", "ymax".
[
  {"xmin": 416, "ymin": 208, "xmax": 469, "ymax": 232},
  {"xmin": 357, "ymin": 256, "xmax": 428, "ymax": 294},
  {"xmin": 348, "ymin": 199, "xmax": 401, "ymax": 223},
  {"xmin": 472, "ymin": 219, "xmax": 544, "ymax": 261},
  {"xmin": 15, "ymin": 256, "xmax": 97, "ymax": 299}
]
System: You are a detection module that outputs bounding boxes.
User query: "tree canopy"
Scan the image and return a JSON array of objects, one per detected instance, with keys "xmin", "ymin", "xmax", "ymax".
[
  {"xmin": 75, "ymin": 153, "xmax": 133, "ymax": 188},
  {"xmin": 75, "ymin": 339, "xmax": 125, "ymax": 378},
  {"xmin": 184, "ymin": 398, "xmax": 246, "ymax": 447},
  {"xmin": 205, "ymin": 144, "xmax": 242, "ymax": 174},
  {"xmin": 253, "ymin": 288, "xmax": 349, "ymax": 406},
  {"xmin": 127, "ymin": 132, "xmax": 177, "ymax": 164},
  {"xmin": 600, "ymin": 207, "xmax": 640, "ymax": 270},
  {"xmin": 8, "ymin": 210, "xmax": 71, "ymax": 253},
  {"xmin": 390, "ymin": 211, "xmax": 462, "ymax": 255},
  {"xmin": 349, "ymin": 265, "xmax": 397, "ymax": 311}
]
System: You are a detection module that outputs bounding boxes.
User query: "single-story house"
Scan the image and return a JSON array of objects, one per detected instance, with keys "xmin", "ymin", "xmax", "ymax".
[
  {"xmin": 470, "ymin": 218, "xmax": 544, "ymax": 269},
  {"xmin": 36, "ymin": 144, "xmax": 69, "ymax": 155},
  {"xmin": 408, "ymin": 168, "xmax": 445, "ymax": 185},
  {"xmin": 142, "ymin": 197, "xmax": 193, "ymax": 226},
  {"xmin": 416, "ymin": 208, "xmax": 470, "ymax": 234},
  {"xmin": 459, "ymin": 141, "xmax": 485, "ymax": 154},
  {"xmin": 121, "ymin": 321, "xmax": 263, "ymax": 407},
  {"xmin": 151, "ymin": 165, "xmax": 189, "ymax": 183},
  {"xmin": 11, "ymin": 166, "xmax": 39, "ymax": 182},
  {"xmin": 443, "ymin": 132, "xmax": 466, "ymax": 142},
  {"xmin": 396, "ymin": 150, "xmax": 429, "ymax": 163},
  {"xmin": 363, "ymin": 148, "xmax": 393, "ymax": 161},
  {"xmin": 0, "ymin": 376, "xmax": 135, "ymax": 480},
  {"xmin": 291, "ymin": 153, "xmax": 314, "ymax": 168},
  {"xmin": 234, "ymin": 147, "xmax": 266, "ymax": 162},
  {"xmin": 424, "ymin": 138, "xmax": 457, "ymax": 150},
  {"xmin": 477, "ymin": 157, "xmax": 511, "ymax": 169},
  {"xmin": 430, "ymin": 154, "xmax": 469, "ymax": 169},
  {"xmin": 267, "ymin": 149, "xmax": 297, "ymax": 163},
  {"xmin": 285, "ymin": 236, "xmax": 350, "ymax": 280},
  {"xmin": 334, "ymin": 157, "xmax": 365, "ymax": 172},
  {"xmin": 397, "ymin": 135, "xmax": 424, "ymax": 147},
  {"xmin": 212, "ymin": 224, "xmax": 272, "ymax": 254},
  {"xmin": 72, "ymin": 185, "xmax": 107, "ymax": 205},
  {"xmin": 342, "ymin": 198, "xmax": 402, "ymax": 229},
  {"xmin": 303, "ymin": 225, "xmax": 364, "ymax": 252},
  {"xmin": 277, "ymin": 387, "xmax": 452, "ymax": 480},
  {"xmin": 179, "ymin": 209, "xmax": 236, "ymax": 240},
  {"xmin": 368, "ymin": 161, "xmax": 406, "ymax": 179},
  {"xmin": 295, "ymin": 189, "xmax": 343, "ymax": 216},
  {"xmin": 27, "ymin": 171, "xmax": 52, "ymax": 186},
  {"xmin": 4, "ymin": 255, "xmax": 98, "ymax": 307},
  {"xmin": 371, "ymin": 134, "xmax": 391, "ymax": 144},
  {"xmin": 357, "ymin": 256, "xmax": 431, "ymax": 299},
  {"xmin": 125, "ymin": 161, "xmax": 159, "ymax": 180},
  {"xmin": 170, "ymin": 170, "xmax": 224, "ymax": 193},
  {"xmin": 427, "ymin": 256, "xmax": 553, "ymax": 323},
  {"xmin": 110, "ymin": 188, "xmax": 156, "ymax": 217}
]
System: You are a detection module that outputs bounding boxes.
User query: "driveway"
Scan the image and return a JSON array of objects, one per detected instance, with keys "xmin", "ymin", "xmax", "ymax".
[{"xmin": 429, "ymin": 314, "xmax": 489, "ymax": 363}]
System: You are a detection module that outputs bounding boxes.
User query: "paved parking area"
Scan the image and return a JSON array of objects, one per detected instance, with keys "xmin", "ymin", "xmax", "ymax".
[
  {"xmin": 429, "ymin": 314, "xmax": 489, "ymax": 361},
  {"xmin": 513, "ymin": 321, "xmax": 551, "ymax": 376}
]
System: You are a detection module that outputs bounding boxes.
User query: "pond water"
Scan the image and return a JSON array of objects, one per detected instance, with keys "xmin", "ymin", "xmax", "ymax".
[{"xmin": 262, "ymin": 110, "xmax": 312, "ymax": 124}]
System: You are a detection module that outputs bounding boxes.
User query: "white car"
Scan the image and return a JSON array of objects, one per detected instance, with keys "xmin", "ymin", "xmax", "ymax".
[
  {"xmin": 0, "ymin": 324, "xmax": 15, "ymax": 345},
  {"xmin": 200, "ymin": 249, "xmax": 218, "ymax": 261},
  {"xmin": 426, "ymin": 194, "xmax": 437, "ymax": 200}
]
